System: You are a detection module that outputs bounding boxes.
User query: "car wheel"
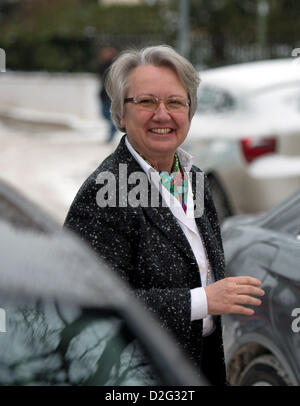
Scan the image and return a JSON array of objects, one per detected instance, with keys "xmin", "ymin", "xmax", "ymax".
[
  {"xmin": 239, "ymin": 355, "xmax": 292, "ymax": 386},
  {"xmin": 207, "ymin": 174, "xmax": 233, "ymax": 224}
]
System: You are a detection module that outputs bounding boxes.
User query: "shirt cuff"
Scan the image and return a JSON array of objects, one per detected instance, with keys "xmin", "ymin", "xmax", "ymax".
[{"xmin": 190, "ymin": 287, "xmax": 208, "ymax": 321}]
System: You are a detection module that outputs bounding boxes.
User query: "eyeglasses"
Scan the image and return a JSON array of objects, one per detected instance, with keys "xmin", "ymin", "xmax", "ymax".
[{"xmin": 124, "ymin": 94, "xmax": 190, "ymax": 112}]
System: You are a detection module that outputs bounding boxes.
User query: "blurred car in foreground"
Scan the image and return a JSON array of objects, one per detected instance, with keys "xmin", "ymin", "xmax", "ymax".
[
  {"xmin": 184, "ymin": 58, "xmax": 300, "ymax": 222},
  {"xmin": 222, "ymin": 190, "xmax": 300, "ymax": 385},
  {"xmin": 0, "ymin": 180, "xmax": 205, "ymax": 386}
]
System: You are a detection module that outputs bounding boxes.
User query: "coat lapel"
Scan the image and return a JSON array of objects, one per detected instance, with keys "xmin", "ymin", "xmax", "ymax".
[
  {"xmin": 114, "ymin": 136, "xmax": 198, "ymax": 264},
  {"xmin": 142, "ymin": 204, "xmax": 198, "ymax": 265}
]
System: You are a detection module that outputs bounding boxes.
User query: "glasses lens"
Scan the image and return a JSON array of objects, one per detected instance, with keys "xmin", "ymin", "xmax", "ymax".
[
  {"xmin": 166, "ymin": 97, "xmax": 188, "ymax": 111},
  {"xmin": 136, "ymin": 95, "xmax": 157, "ymax": 110}
]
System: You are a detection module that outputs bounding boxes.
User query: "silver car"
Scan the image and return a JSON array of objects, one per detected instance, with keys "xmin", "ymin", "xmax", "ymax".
[
  {"xmin": 184, "ymin": 59, "xmax": 300, "ymax": 222},
  {"xmin": 222, "ymin": 190, "xmax": 300, "ymax": 386}
]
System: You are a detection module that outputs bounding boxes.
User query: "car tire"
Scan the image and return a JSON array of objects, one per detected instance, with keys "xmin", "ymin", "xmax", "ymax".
[
  {"xmin": 207, "ymin": 174, "xmax": 233, "ymax": 224},
  {"xmin": 239, "ymin": 355, "xmax": 292, "ymax": 386}
]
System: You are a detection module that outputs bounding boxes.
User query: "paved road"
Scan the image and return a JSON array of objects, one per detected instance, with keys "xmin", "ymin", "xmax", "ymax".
[{"xmin": 0, "ymin": 118, "xmax": 119, "ymax": 223}]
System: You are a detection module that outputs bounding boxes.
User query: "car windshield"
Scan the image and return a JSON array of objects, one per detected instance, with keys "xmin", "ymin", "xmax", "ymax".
[
  {"xmin": 197, "ymin": 85, "xmax": 235, "ymax": 113},
  {"xmin": 0, "ymin": 298, "xmax": 160, "ymax": 386}
]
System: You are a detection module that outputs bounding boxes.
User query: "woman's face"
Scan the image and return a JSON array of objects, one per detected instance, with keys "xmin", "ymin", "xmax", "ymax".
[{"xmin": 120, "ymin": 65, "xmax": 190, "ymax": 164}]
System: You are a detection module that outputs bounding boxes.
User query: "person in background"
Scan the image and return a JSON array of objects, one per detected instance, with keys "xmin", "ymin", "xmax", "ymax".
[
  {"xmin": 96, "ymin": 45, "xmax": 119, "ymax": 143},
  {"xmin": 65, "ymin": 45, "xmax": 265, "ymax": 385}
]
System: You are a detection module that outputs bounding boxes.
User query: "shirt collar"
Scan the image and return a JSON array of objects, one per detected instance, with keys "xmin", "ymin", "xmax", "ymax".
[{"xmin": 125, "ymin": 136, "xmax": 194, "ymax": 181}]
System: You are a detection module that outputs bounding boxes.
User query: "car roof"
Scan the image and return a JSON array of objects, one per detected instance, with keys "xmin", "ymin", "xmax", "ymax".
[{"xmin": 199, "ymin": 59, "xmax": 300, "ymax": 96}]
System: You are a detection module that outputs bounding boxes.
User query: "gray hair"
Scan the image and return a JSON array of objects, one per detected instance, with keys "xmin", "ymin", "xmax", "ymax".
[{"xmin": 105, "ymin": 45, "xmax": 200, "ymax": 132}]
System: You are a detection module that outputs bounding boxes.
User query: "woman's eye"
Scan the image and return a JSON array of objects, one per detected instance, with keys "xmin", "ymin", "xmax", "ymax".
[
  {"xmin": 140, "ymin": 98, "xmax": 155, "ymax": 105},
  {"xmin": 168, "ymin": 100, "xmax": 182, "ymax": 106}
]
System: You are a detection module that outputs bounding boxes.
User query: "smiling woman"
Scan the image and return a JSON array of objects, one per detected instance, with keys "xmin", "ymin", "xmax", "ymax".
[{"xmin": 64, "ymin": 45, "xmax": 264, "ymax": 385}]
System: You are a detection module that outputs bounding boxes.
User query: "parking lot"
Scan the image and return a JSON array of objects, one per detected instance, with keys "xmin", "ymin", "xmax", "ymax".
[{"xmin": 0, "ymin": 118, "xmax": 117, "ymax": 223}]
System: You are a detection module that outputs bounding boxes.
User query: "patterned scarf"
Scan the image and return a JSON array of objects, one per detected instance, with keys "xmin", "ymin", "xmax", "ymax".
[{"xmin": 159, "ymin": 153, "xmax": 188, "ymax": 213}]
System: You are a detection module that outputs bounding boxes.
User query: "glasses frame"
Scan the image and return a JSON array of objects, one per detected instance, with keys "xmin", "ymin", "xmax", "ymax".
[{"xmin": 124, "ymin": 94, "xmax": 190, "ymax": 112}]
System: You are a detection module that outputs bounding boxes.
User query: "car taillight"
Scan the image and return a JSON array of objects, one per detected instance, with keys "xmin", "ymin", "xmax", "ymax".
[{"xmin": 240, "ymin": 137, "xmax": 277, "ymax": 164}]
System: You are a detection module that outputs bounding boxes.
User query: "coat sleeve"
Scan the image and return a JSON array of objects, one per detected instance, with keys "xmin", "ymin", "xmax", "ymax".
[{"xmin": 63, "ymin": 176, "xmax": 193, "ymax": 342}]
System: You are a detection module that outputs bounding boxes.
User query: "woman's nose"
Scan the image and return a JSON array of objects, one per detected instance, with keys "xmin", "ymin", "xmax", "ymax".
[{"xmin": 153, "ymin": 101, "xmax": 171, "ymax": 119}]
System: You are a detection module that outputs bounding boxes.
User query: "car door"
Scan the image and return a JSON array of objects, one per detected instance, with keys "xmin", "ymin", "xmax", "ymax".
[{"xmin": 267, "ymin": 236, "xmax": 300, "ymax": 384}]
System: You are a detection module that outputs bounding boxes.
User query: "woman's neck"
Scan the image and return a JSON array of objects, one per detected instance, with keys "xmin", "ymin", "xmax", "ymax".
[
  {"xmin": 132, "ymin": 146, "xmax": 175, "ymax": 172},
  {"xmin": 146, "ymin": 157, "xmax": 174, "ymax": 172}
]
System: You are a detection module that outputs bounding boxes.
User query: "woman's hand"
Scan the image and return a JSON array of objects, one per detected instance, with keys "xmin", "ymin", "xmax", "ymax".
[{"xmin": 204, "ymin": 276, "xmax": 265, "ymax": 316}]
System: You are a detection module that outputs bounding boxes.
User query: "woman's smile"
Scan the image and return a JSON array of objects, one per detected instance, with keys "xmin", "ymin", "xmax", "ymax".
[{"xmin": 149, "ymin": 128, "xmax": 173, "ymax": 135}]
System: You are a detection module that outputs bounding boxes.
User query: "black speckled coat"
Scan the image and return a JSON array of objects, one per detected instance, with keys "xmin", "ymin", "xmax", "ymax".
[{"xmin": 64, "ymin": 135, "xmax": 227, "ymax": 385}]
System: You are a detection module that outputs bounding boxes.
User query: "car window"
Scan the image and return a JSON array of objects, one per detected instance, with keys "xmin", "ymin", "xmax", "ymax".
[
  {"xmin": 0, "ymin": 298, "xmax": 160, "ymax": 386},
  {"xmin": 258, "ymin": 192, "xmax": 300, "ymax": 238},
  {"xmin": 197, "ymin": 85, "xmax": 235, "ymax": 113}
]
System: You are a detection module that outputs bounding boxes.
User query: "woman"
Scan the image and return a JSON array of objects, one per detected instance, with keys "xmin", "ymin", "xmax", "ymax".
[{"xmin": 64, "ymin": 45, "xmax": 264, "ymax": 385}]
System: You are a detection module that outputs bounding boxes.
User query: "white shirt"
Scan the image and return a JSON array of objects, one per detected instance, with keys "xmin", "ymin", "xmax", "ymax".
[{"xmin": 125, "ymin": 136, "xmax": 215, "ymax": 336}]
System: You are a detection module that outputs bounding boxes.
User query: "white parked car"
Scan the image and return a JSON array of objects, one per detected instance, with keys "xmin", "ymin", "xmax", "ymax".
[{"xmin": 184, "ymin": 59, "xmax": 300, "ymax": 221}]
